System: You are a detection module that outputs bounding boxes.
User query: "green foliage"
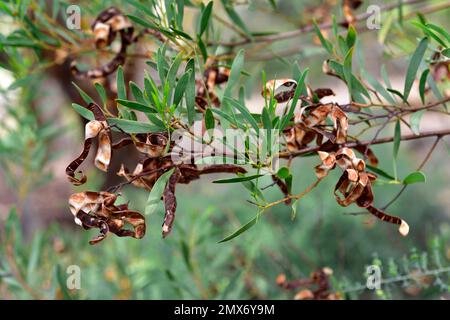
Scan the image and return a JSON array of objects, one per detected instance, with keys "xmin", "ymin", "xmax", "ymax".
[
  {"xmin": 145, "ymin": 168, "xmax": 175, "ymax": 216},
  {"xmin": 1, "ymin": 0, "xmax": 450, "ymax": 301},
  {"xmin": 403, "ymin": 37, "xmax": 429, "ymax": 102},
  {"xmin": 403, "ymin": 171, "xmax": 426, "ymax": 185}
]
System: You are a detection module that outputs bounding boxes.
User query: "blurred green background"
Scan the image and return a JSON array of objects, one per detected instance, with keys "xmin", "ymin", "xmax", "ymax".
[{"xmin": 0, "ymin": 0, "xmax": 449, "ymax": 299}]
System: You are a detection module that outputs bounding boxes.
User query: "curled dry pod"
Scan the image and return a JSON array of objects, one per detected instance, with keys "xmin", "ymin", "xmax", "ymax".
[
  {"xmin": 66, "ymin": 103, "xmax": 111, "ymax": 185},
  {"xmin": 313, "ymin": 88, "xmax": 335, "ymax": 99},
  {"xmin": 314, "ymin": 146, "xmax": 409, "ymax": 236},
  {"xmin": 68, "ymin": 191, "xmax": 146, "ymax": 244},
  {"xmin": 71, "ymin": 7, "xmax": 134, "ymax": 79}
]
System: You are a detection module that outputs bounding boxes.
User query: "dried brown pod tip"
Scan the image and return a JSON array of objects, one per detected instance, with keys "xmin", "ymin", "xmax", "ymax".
[{"xmin": 315, "ymin": 147, "xmax": 409, "ymax": 236}]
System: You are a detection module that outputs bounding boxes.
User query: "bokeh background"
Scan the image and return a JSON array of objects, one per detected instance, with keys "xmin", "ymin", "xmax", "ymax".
[{"xmin": 0, "ymin": 0, "xmax": 450, "ymax": 299}]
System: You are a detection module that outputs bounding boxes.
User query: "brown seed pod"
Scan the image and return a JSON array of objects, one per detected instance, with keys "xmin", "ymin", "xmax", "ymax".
[
  {"xmin": 68, "ymin": 191, "xmax": 146, "ymax": 244},
  {"xmin": 66, "ymin": 103, "xmax": 111, "ymax": 185}
]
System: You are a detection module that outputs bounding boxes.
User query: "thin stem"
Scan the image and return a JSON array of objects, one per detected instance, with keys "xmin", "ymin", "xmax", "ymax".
[
  {"xmin": 210, "ymin": 0, "xmax": 425, "ymax": 47},
  {"xmin": 280, "ymin": 128, "xmax": 450, "ymax": 159},
  {"xmin": 262, "ymin": 178, "xmax": 323, "ymax": 210}
]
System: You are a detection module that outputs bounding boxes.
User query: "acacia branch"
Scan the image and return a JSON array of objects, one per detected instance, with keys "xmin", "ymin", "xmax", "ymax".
[
  {"xmin": 211, "ymin": 0, "xmax": 425, "ymax": 47},
  {"xmin": 350, "ymin": 97, "xmax": 450, "ymax": 125},
  {"xmin": 280, "ymin": 128, "xmax": 450, "ymax": 158}
]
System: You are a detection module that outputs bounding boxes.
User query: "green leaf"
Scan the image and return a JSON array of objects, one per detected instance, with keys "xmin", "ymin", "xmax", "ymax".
[
  {"xmin": 343, "ymin": 47, "xmax": 354, "ymax": 98},
  {"xmin": 72, "ymin": 82, "xmax": 94, "ymax": 104},
  {"xmin": 427, "ymin": 72, "xmax": 447, "ymax": 110},
  {"xmin": 157, "ymin": 47, "xmax": 169, "ymax": 84},
  {"xmin": 0, "ymin": 2, "xmax": 13, "ymax": 15},
  {"xmin": 403, "ymin": 37, "xmax": 428, "ymax": 102},
  {"xmin": 366, "ymin": 164, "xmax": 395, "ymax": 180},
  {"xmin": 145, "ymin": 112, "xmax": 166, "ymax": 129},
  {"xmin": 176, "ymin": 1, "xmax": 185, "ymax": 28},
  {"xmin": 170, "ymin": 27, "xmax": 193, "ymax": 40},
  {"xmin": 218, "ymin": 215, "xmax": 258, "ymax": 243},
  {"xmin": 329, "ymin": 60, "xmax": 370, "ymax": 99},
  {"xmin": 127, "ymin": 14, "xmax": 157, "ymax": 29},
  {"xmin": 213, "ymin": 174, "xmax": 263, "ymax": 184},
  {"xmin": 261, "ymin": 107, "xmax": 271, "ymax": 130},
  {"xmin": 144, "ymin": 74, "xmax": 161, "ymax": 108},
  {"xmin": 419, "ymin": 69, "xmax": 430, "ymax": 104},
  {"xmin": 387, "ymin": 88, "xmax": 406, "ymax": 101},
  {"xmin": 242, "ymin": 180, "xmax": 265, "ymax": 202},
  {"xmin": 173, "ymin": 71, "xmax": 190, "ymax": 107},
  {"xmin": 442, "ymin": 48, "xmax": 450, "ymax": 58},
  {"xmin": 403, "ymin": 171, "xmax": 426, "ymax": 184},
  {"xmin": 211, "ymin": 108, "xmax": 243, "ymax": 129},
  {"xmin": 220, "ymin": 0, "xmax": 251, "ymax": 37},
  {"xmin": 313, "ymin": 20, "xmax": 333, "ymax": 54},
  {"xmin": 268, "ymin": 0, "xmax": 277, "ymax": 9},
  {"xmin": 26, "ymin": 233, "xmax": 42, "ymax": 282},
  {"xmin": 205, "ymin": 108, "xmax": 215, "ymax": 130},
  {"xmin": 277, "ymin": 167, "xmax": 290, "ymax": 179},
  {"xmin": 116, "ymin": 99, "xmax": 152, "ymax": 113},
  {"xmin": 417, "ymin": 13, "xmax": 427, "ymax": 25},
  {"xmin": 197, "ymin": 36, "xmax": 208, "ymax": 61},
  {"xmin": 126, "ymin": 0, "xmax": 156, "ymax": 18},
  {"xmin": 393, "ymin": 120, "xmax": 401, "ymax": 180},
  {"xmin": 378, "ymin": 10, "xmax": 395, "ymax": 44},
  {"xmin": 108, "ymin": 118, "xmax": 163, "ymax": 133},
  {"xmin": 0, "ymin": 37, "xmax": 38, "ymax": 48},
  {"xmin": 398, "ymin": 0, "xmax": 403, "ymax": 25},
  {"xmin": 129, "ymin": 81, "xmax": 145, "ymax": 104},
  {"xmin": 331, "ymin": 15, "xmax": 338, "ymax": 39},
  {"xmin": 363, "ymin": 70, "xmax": 396, "ymax": 105},
  {"xmin": 94, "ymin": 83, "xmax": 107, "ymax": 106},
  {"xmin": 285, "ymin": 174, "xmax": 293, "ymax": 193},
  {"xmin": 166, "ymin": 53, "xmax": 184, "ymax": 89},
  {"xmin": 224, "ymin": 97, "xmax": 260, "ymax": 133},
  {"xmin": 381, "ymin": 64, "xmax": 393, "ymax": 89},
  {"xmin": 410, "ymin": 110, "xmax": 425, "ymax": 135},
  {"xmin": 117, "ymin": 66, "xmax": 126, "ymax": 100},
  {"xmin": 426, "ymin": 23, "xmax": 450, "ymax": 44},
  {"xmin": 7, "ymin": 74, "xmax": 36, "ymax": 90},
  {"xmin": 346, "ymin": 25, "xmax": 357, "ymax": 48},
  {"xmin": 72, "ymin": 103, "xmax": 94, "ymax": 121},
  {"xmin": 145, "ymin": 168, "xmax": 175, "ymax": 216},
  {"xmin": 337, "ymin": 35, "xmax": 348, "ymax": 57},
  {"xmin": 412, "ymin": 21, "xmax": 446, "ymax": 47},
  {"xmin": 199, "ymin": 1, "xmax": 213, "ymax": 36},
  {"xmin": 185, "ymin": 59, "xmax": 196, "ymax": 125},
  {"xmin": 180, "ymin": 240, "xmax": 193, "ymax": 273},
  {"xmin": 224, "ymin": 49, "xmax": 245, "ymax": 98},
  {"xmin": 280, "ymin": 69, "xmax": 308, "ymax": 130}
]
